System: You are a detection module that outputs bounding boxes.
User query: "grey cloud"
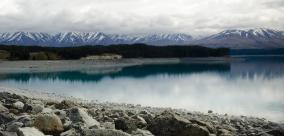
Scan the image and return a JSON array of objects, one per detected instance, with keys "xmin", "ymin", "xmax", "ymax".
[
  {"xmin": 0, "ymin": 0, "xmax": 283, "ymax": 36},
  {"xmin": 263, "ymin": 0, "xmax": 284, "ymax": 8}
]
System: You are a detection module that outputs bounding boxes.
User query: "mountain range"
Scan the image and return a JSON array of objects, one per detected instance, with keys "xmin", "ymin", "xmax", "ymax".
[
  {"xmin": 0, "ymin": 28, "xmax": 283, "ymax": 49},
  {"xmin": 194, "ymin": 28, "xmax": 284, "ymax": 48}
]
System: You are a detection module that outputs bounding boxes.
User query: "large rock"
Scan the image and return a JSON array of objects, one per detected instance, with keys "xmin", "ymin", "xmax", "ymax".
[
  {"xmin": 23, "ymin": 100, "xmax": 44, "ymax": 114},
  {"xmin": 217, "ymin": 129, "xmax": 233, "ymax": 136},
  {"xmin": 139, "ymin": 112, "xmax": 154, "ymax": 124},
  {"xmin": 31, "ymin": 104, "xmax": 44, "ymax": 113},
  {"xmin": 6, "ymin": 122, "xmax": 23, "ymax": 132},
  {"xmin": 55, "ymin": 100, "xmax": 77, "ymax": 110},
  {"xmin": 0, "ymin": 103, "xmax": 8, "ymax": 113},
  {"xmin": 8, "ymin": 109, "xmax": 20, "ymax": 115},
  {"xmin": 12, "ymin": 101, "xmax": 24, "ymax": 110},
  {"xmin": 33, "ymin": 113, "xmax": 64, "ymax": 135},
  {"xmin": 190, "ymin": 119, "xmax": 216, "ymax": 134},
  {"xmin": 132, "ymin": 129, "xmax": 154, "ymax": 136},
  {"xmin": 265, "ymin": 128, "xmax": 284, "ymax": 136},
  {"xmin": 0, "ymin": 131, "xmax": 17, "ymax": 136},
  {"xmin": 0, "ymin": 92, "xmax": 26, "ymax": 104},
  {"xmin": 0, "ymin": 113, "xmax": 15, "ymax": 125},
  {"xmin": 102, "ymin": 122, "xmax": 115, "ymax": 129},
  {"xmin": 53, "ymin": 110, "xmax": 66, "ymax": 120},
  {"xmin": 32, "ymin": 105, "xmax": 44, "ymax": 114},
  {"xmin": 108, "ymin": 110, "xmax": 129, "ymax": 120},
  {"xmin": 62, "ymin": 117, "xmax": 72, "ymax": 130},
  {"xmin": 15, "ymin": 115, "xmax": 33, "ymax": 127},
  {"xmin": 115, "ymin": 117, "xmax": 137, "ymax": 133},
  {"xmin": 83, "ymin": 129, "xmax": 131, "ymax": 136},
  {"xmin": 60, "ymin": 128, "xmax": 80, "ymax": 136},
  {"xmin": 41, "ymin": 108, "xmax": 53, "ymax": 113},
  {"xmin": 17, "ymin": 127, "xmax": 45, "ymax": 136},
  {"xmin": 139, "ymin": 110, "xmax": 150, "ymax": 115},
  {"xmin": 185, "ymin": 124, "xmax": 211, "ymax": 136},
  {"xmin": 148, "ymin": 110, "xmax": 210, "ymax": 136},
  {"xmin": 67, "ymin": 108, "xmax": 100, "ymax": 128},
  {"xmin": 132, "ymin": 115, "xmax": 147, "ymax": 128}
]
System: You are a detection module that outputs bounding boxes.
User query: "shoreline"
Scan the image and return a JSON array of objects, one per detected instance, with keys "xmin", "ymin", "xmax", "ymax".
[
  {"xmin": 0, "ymin": 57, "xmax": 240, "ymax": 73},
  {"xmin": 0, "ymin": 87, "xmax": 283, "ymax": 136}
]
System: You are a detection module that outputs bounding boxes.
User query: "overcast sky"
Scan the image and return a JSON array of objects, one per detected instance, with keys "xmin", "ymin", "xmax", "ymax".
[{"xmin": 0, "ymin": 0, "xmax": 283, "ymax": 36}]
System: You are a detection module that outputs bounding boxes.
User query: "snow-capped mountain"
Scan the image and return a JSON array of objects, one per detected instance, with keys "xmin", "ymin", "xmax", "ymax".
[
  {"xmin": 0, "ymin": 32, "xmax": 53, "ymax": 45},
  {"xmin": 108, "ymin": 33, "xmax": 193, "ymax": 45},
  {"xmin": 195, "ymin": 28, "xmax": 284, "ymax": 48},
  {"xmin": 0, "ymin": 28, "xmax": 283, "ymax": 48},
  {"xmin": 53, "ymin": 32, "xmax": 112, "ymax": 46},
  {"xmin": 0, "ymin": 32, "xmax": 193, "ymax": 46},
  {"xmin": 136, "ymin": 34, "xmax": 193, "ymax": 45}
]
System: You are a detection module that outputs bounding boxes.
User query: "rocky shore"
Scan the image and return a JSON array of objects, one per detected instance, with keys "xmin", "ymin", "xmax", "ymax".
[{"xmin": 0, "ymin": 89, "xmax": 283, "ymax": 136}]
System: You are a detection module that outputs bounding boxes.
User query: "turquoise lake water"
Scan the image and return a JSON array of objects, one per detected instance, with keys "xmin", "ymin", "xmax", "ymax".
[{"xmin": 0, "ymin": 56, "xmax": 284, "ymax": 122}]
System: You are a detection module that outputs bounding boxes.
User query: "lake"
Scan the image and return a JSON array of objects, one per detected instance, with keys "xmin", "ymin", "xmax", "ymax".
[{"xmin": 0, "ymin": 56, "xmax": 284, "ymax": 123}]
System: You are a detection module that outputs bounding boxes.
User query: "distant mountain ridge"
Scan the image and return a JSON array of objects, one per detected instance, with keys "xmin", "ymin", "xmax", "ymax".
[
  {"xmin": 194, "ymin": 28, "xmax": 284, "ymax": 48},
  {"xmin": 0, "ymin": 32, "xmax": 193, "ymax": 46},
  {"xmin": 0, "ymin": 28, "xmax": 284, "ymax": 48}
]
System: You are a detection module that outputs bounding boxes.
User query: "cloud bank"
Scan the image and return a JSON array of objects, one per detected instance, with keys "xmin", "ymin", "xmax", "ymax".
[{"xmin": 0, "ymin": 0, "xmax": 283, "ymax": 35}]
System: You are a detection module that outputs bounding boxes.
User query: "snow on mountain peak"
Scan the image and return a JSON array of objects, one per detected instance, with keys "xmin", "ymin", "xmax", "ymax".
[
  {"xmin": 209, "ymin": 28, "xmax": 282, "ymax": 39},
  {"xmin": 0, "ymin": 32, "xmax": 194, "ymax": 46},
  {"xmin": 196, "ymin": 28, "xmax": 284, "ymax": 48},
  {"xmin": 0, "ymin": 29, "xmax": 283, "ymax": 48}
]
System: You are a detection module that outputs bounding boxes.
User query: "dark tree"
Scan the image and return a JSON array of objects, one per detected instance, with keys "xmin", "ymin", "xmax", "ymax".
[{"xmin": 0, "ymin": 44, "xmax": 230, "ymax": 60}]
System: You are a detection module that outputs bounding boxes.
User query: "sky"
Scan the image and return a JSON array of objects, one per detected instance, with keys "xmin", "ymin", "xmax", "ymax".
[{"xmin": 0, "ymin": 0, "xmax": 284, "ymax": 36}]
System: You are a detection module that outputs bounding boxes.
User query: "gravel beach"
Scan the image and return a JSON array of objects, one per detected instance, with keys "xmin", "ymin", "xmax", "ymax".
[{"xmin": 0, "ymin": 87, "xmax": 283, "ymax": 136}]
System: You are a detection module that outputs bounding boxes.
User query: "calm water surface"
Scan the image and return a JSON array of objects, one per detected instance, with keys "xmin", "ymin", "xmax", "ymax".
[{"xmin": 0, "ymin": 56, "xmax": 284, "ymax": 122}]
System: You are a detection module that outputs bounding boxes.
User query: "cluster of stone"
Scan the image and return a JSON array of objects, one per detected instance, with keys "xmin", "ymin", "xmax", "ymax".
[{"xmin": 0, "ymin": 92, "xmax": 283, "ymax": 136}]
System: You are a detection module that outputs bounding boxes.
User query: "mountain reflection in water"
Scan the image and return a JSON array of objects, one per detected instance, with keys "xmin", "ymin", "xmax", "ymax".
[{"xmin": 0, "ymin": 63, "xmax": 230, "ymax": 82}]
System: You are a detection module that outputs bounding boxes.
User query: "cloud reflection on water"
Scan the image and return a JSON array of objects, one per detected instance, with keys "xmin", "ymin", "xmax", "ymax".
[
  {"xmin": 0, "ymin": 58, "xmax": 284, "ymax": 123},
  {"xmin": 1, "ymin": 71, "xmax": 284, "ymax": 122}
]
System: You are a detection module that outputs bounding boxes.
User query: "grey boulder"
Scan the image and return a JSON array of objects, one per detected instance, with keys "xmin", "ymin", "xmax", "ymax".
[
  {"xmin": 17, "ymin": 127, "xmax": 45, "ymax": 136},
  {"xmin": 0, "ymin": 131, "xmax": 17, "ymax": 136},
  {"xmin": 15, "ymin": 115, "xmax": 33, "ymax": 127},
  {"xmin": 83, "ymin": 129, "xmax": 131, "ymax": 136},
  {"xmin": 148, "ymin": 110, "xmax": 210, "ymax": 136},
  {"xmin": 115, "ymin": 117, "xmax": 137, "ymax": 133},
  {"xmin": 33, "ymin": 113, "xmax": 64, "ymax": 135},
  {"xmin": 0, "ymin": 103, "xmax": 8, "ymax": 113},
  {"xmin": 12, "ymin": 102, "xmax": 24, "ymax": 110},
  {"xmin": 6, "ymin": 122, "xmax": 23, "ymax": 132},
  {"xmin": 67, "ymin": 108, "xmax": 100, "ymax": 128},
  {"xmin": 0, "ymin": 113, "xmax": 15, "ymax": 125},
  {"xmin": 60, "ymin": 128, "xmax": 80, "ymax": 136},
  {"xmin": 132, "ymin": 129, "xmax": 154, "ymax": 136},
  {"xmin": 23, "ymin": 100, "xmax": 44, "ymax": 114}
]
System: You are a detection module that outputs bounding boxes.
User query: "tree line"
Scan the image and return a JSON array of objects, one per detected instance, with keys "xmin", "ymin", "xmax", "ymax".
[{"xmin": 0, "ymin": 44, "xmax": 230, "ymax": 60}]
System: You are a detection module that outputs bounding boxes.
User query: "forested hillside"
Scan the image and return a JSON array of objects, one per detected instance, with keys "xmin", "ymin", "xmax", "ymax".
[{"xmin": 0, "ymin": 44, "xmax": 229, "ymax": 60}]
